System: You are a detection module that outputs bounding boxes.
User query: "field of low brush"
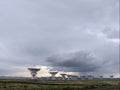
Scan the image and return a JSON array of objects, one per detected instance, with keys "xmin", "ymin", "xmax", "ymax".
[{"xmin": 0, "ymin": 79, "xmax": 119, "ymax": 90}]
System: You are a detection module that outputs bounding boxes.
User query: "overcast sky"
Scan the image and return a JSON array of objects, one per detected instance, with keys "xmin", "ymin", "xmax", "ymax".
[{"xmin": 0, "ymin": 0, "xmax": 119, "ymax": 77}]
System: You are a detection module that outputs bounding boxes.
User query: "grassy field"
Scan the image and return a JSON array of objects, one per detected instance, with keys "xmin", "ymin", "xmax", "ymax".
[{"xmin": 0, "ymin": 79, "xmax": 119, "ymax": 90}]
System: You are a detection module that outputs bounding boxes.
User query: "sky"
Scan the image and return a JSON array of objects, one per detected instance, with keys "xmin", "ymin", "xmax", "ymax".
[{"xmin": 0, "ymin": 0, "xmax": 119, "ymax": 78}]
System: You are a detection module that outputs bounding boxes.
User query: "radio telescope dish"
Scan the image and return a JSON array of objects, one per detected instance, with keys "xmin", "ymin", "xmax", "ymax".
[
  {"xmin": 49, "ymin": 71, "xmax": 58, "ymax": 80},
  {"xmin": 28, "ymin": 67, "xmax": 40, "ymax": 80}
]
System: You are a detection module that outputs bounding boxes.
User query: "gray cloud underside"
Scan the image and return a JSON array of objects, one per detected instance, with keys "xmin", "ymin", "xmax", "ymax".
[
  {"xmin": 0, "ymin": 0, "xmax": 119, "ymax": 76},
  {"xmin": 46, "ymin": 51, "xmax": 101, "ymax": 72}
]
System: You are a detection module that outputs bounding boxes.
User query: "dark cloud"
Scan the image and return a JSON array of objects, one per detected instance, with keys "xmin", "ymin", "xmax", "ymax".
[
  {"xmin": 0, "ymin": 0, "xmax": 119, "ymax": 76},
  {"xmin": 46, "ymin": 51, "xmax": 100, "ymax": 72}
]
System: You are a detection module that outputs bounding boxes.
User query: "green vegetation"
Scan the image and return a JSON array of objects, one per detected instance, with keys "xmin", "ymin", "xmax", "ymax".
[{"xmin": 0, "ymin": 79, "xmax": 119, "ymax": 90}]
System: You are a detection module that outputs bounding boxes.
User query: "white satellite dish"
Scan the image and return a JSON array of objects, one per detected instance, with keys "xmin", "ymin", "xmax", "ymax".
[
  {"xmin": 28, "ymin": 66, "xmax": 40, "ymax": 80},
  {"xmin": 49, "ymin": 71, "xmax": 58, "ymax": 80}
]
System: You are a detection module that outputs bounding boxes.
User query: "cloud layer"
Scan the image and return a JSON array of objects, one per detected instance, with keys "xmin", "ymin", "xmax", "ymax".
[
  {"xmin": 0, "ymin": 0, "xmax": 119, "ymax": 77},
  {"xmin": 47, "ymin": 51, "xmax": 100, "ymax": 72}
]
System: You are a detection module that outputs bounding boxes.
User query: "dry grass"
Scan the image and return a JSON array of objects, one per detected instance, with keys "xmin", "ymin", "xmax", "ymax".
[{"xmin": 0, "ymin": 79, "xmax": 119, "ymax": 90}]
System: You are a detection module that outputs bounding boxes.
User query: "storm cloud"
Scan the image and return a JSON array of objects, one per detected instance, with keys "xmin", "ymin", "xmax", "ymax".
[
  {"xmin": 46, "ymin": 51, "xmax": 101, "ymax": 72},
  {"xmin": 0, "ymin": 0, "xmax": 119, "ymax": 77}
]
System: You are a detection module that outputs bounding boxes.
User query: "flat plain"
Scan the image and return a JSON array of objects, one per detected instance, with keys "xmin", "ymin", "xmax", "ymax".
[{"xmin": 0, "ymin": 79, "xmax": 119, "ymax": 90}]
